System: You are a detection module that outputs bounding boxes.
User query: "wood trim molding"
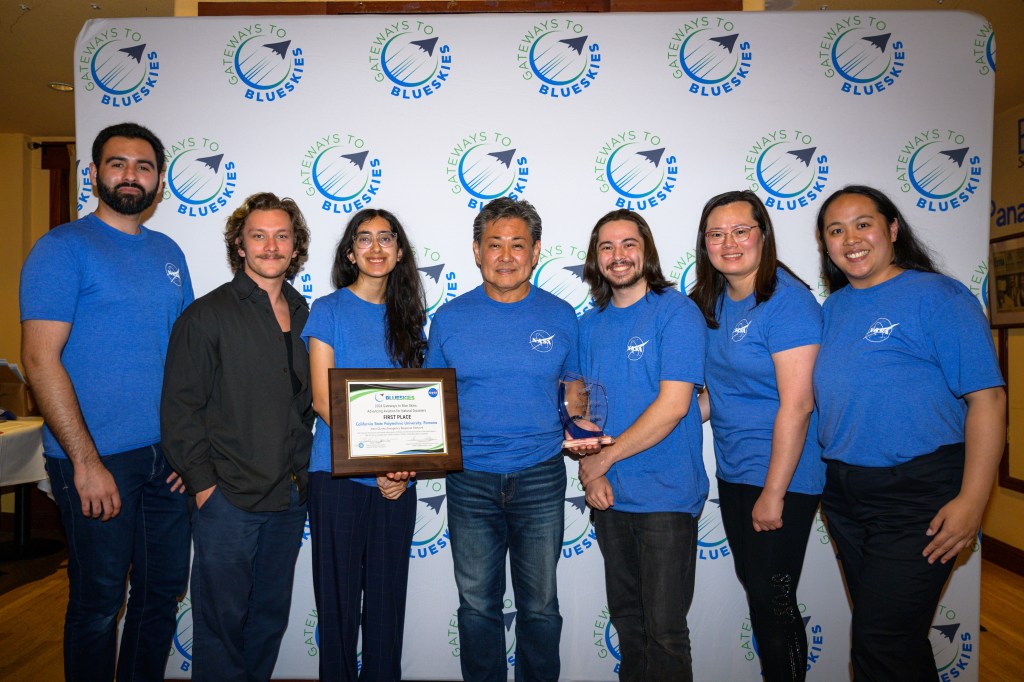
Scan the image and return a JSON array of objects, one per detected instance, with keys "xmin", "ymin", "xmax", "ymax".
[
  {"xmin": 982, "ymin": 533, "xmax": 1024, "ymax": 576},
  {"xmin": 199, "ymin": 1, "xmax": 742, "ymax": 16}
]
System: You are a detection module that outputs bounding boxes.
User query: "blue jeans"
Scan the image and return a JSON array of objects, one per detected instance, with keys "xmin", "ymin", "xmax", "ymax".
[
  {"xmin": 446, "ymin": 455, "xmax": 566, "ymax": 682},
  {"xmin": 190, "ymin": 482, "xmax": 306, "ymax": 682},
  {"xmin": 46, "ymin": 445, "xmax": 190, "ymax": 682},
  {"xmin": 594, "ymin": 509, "xmax": 698, "ymax": 682}
]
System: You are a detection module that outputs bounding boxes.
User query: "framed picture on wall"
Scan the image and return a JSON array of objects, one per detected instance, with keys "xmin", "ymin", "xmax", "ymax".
[{"xmin": 990, "ymin": 233, "xmax": 1024, "ymax": 328}]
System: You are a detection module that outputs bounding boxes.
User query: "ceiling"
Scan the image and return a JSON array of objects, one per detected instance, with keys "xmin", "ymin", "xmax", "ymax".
[{"xmin": 1, "ymin": 0, "xmax": 1020, "ymax": 138}]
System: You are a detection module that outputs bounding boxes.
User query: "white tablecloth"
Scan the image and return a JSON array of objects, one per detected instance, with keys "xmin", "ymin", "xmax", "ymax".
[{"xmin": 0, "ymin": 417, "xmax": 45, "ymax": 487}]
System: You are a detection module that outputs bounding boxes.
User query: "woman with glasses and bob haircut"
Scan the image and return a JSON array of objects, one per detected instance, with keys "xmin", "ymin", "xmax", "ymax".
[
  {"xmin": 301, "ymin": 208, "xmax": 427, "ymax": 682},
  {"xmin": 690, "ymin": 190, "xmax": 824, "ymax": 681},
  {"xmin": 813, "ymin": 185, "xmax": 1005, "ymax": 680}
]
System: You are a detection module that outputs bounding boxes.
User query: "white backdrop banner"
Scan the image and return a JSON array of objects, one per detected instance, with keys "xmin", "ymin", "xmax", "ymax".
[{"xmin": 76, "ymin": 10, "xmax": 994, "ymax": 681}]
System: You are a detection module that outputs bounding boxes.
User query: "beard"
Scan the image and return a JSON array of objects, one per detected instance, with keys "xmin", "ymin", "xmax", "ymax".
[
  {"xmin": 96, "ymin": 178, "xmax": 159, "ymax": 216},
  {"xmin": 607, "ymin": 265, "xmax": 644, "ymax": 290}
]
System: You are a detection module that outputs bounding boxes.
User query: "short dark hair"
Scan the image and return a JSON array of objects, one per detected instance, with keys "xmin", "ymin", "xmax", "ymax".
[
  {"xmin": 583, "ymin": 209, "xmax": 673, "ymax": 311},
  {"xmin": 91, "ymin": 122, "xmax": 166, "ymax": 175},
  {"xmin": 815, "ymin": 185, "xmax": 940, "ymax": 293},
  {"xmin": 472, "ymin": 197, "xmax": 542, "ymax": 243},
  {"xmin": 224, "ymin": 192, "xmax": 310, "ymax": 280},
  {"xmin": 690, "ymin": 190, "xmax": 808, "ymax": 328}
]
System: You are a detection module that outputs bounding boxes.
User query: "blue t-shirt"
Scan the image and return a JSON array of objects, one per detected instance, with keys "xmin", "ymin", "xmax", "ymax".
[
  {"xmin": 705, "ymin": 269, "xmax": 824, "ymax": 494},
  {"xmin": 424, "ymin": 285, "xmax": 579, "ymax": 474},
  {"xmin": 814, "ymin": 269, "xmax": 1003, "ymax": 467},
  {"xmin": 579, "ymin": 289, "xmax": 709, "ymax": 514},
  {"xmin": 301, "ymin": 288, "xmax": 394, "ymax": 486},
  {"xmin": 19, "ymin": 213, "xmax": 193, "ymax": 458}
]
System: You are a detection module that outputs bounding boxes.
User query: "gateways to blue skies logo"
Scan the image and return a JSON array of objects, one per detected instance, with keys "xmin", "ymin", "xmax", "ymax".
[
  {"xmin": 697, "ymin": 497, "xmax": 732, "ymax": 561},
  {"xmin": 77, "ymin": 26, "xmax": 159, "ymax": 108},
  {"xmin": 171, "ymin": 596, "xmax": 194, "ymax": 672},
  {"xmin": 516, "ymin": 18, "xmax": 602, "ymax": 99},
  {"xmin": 445, "ymin": 131, "xmax": 530, "ymax": 210},
  {"xmin": 411, "ymin": 477, "xmax": 450, "ymax": 560},
  {"xmin": 417, "ymin": 246, "xmax": 460, "ymax": 329},
  {"xmin": 667, "ymin": 249, "xmax": 698, "ymax": 295},
  {"xmin": 667, "ymin": 15, "xmax": 753, "ymax": 97},
  {"xmin": 222, "ymin": 22, "xmax": 305, "ymax": 102},
  {"xmin": 369, "ymin": 19, "xmax": 454, "ymax": 99},
  {"xmin": 297, "ymin": 598, "xmax": 363, "ymax": 672},
  {"xmin": 300, "ymin": 133, "xmax": 384, "ymax": 215},
  {"xmin": 448, "ymin": 585, "xmax": 518, "ymax": 670},
  {"xmin": 563, "ymin": 465, "xmax": 597, "ymax": 559},
  {"xmin": 896, "ymin": 128, "xmax": 984, "ymax": 214},
  {"xmin": 972, "ymin": 22, "xmax": 995, "ymax": 76},
  {"xmin": 738, "ymin": 604, "xmax": 825, "ymax": 673},
  {"xmin": 930, "ymin": 599, "xmax": 976, "ymax": 680},
  {"xmin": 163, "ymin": 135, "xmax": 239, "ymax": 219},
  {"xmin": 594, "ymin": 129, "xmax": 680, "ymax": 212},
  {"xmin": 818, "ymin": 14, "xmax": 906, "ymax": 96},
  {"xmin": 591, "ymin": 605, "xmax": 622, "ymax": 674},
  {"xmin": 533, "ymin": 243, "xmax": 593, "ymax": 319},
  {"xmin": 744, "ymin": 129, "xmax": 830, "ymax": 213}
]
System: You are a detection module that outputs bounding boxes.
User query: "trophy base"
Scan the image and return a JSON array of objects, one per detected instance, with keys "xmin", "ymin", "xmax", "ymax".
[{"xmin": 562, "ymin": 435, "xmax": 615, "ymax": 449}]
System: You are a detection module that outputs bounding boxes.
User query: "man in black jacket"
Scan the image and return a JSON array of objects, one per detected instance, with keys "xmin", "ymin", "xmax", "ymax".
[{"xmin": 161, "ymin": 192, "xmax": 314, "ymax": 681}]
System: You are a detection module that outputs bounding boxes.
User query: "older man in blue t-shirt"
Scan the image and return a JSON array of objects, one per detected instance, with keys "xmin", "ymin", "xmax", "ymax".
[
  {"xmin": 425, "ymin": 197, "xmax": 578, "ymax": 681},
  {"xmin": 570, "ymin": 209, "xmax": 708, "ymax": 682}
]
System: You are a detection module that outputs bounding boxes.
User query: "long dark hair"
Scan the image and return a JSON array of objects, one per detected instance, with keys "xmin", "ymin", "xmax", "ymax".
[
  {"xmin": 331, "ymin": 209, "xmax": 426, "ymax": 368},
  {"xmin": 583, "ymin": 209, "xmax": 674, "ymax": 311},
  {"xmin": 689, "ymin": 190, "xmax": 808, "ymax": 329},
  {"xmin": 816, "ymin": 185, "xmax": 940, "ymax": 293}
]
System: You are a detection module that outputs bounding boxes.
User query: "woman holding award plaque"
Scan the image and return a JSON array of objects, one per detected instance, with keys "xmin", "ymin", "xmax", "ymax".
[
  {"xmin": 690, "ymin": 190, "xmax": 824, "ymax": 682},
  {"xmin": 301, "ymin": 208, "xmax": 426, "ymax": 682}
]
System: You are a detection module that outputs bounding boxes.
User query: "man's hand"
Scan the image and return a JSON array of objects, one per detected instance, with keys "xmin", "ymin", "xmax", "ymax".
[
  {"xmin": 166, "ymin": 471, "xmax": 186, "ymax": 494},
  {"xmin": 585, "ymin": 476, "xmax": 614, "ymax": 510},
  {"xmin": 579, "ymin": 451, "xmax": 613, "ymax": 486},
  {"xmin": 195, "ymin": 485, "xmax": 217, "ymax": 509},
  {"xmin": 74, "ymin": 458, "xmax": 121, "ymax": 520}
]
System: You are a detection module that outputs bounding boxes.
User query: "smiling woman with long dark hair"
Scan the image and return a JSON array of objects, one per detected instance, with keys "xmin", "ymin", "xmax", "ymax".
[
  {"xmin": 301, "ymin": 208, "xmax": 426, "ymax": 682},
  {"xmin": 813, "ymin": 185, "xmax": 1005, "ymax": 680}
]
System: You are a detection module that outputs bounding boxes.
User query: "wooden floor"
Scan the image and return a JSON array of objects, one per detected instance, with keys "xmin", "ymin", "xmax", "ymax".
[{"xmin": 1, "ymin": 547, "xmax": 1022, "ymax": 680}]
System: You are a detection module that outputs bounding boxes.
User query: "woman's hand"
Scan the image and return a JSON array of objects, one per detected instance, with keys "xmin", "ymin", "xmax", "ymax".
[{"xmin": 751, "ymin": 491, "xmax": 784, "ymax": 532}]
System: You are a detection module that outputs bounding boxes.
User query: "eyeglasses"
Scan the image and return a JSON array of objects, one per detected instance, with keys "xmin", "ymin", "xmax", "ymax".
[
  {"xmin": 704, "ymin": 225, "xmax": 759, "ymax": 245},
  {"xmin": 353, "ymin": 232, "xmax": 397, "ymax": 249}
]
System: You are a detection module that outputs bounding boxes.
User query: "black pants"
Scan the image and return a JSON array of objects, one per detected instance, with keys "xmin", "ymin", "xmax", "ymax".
[
  {"xmin": 822, "ymin": 444, "xmax": 964, "ymax": 682},
  {"xmin": 594, "ymin": 509, "xmax": 698, "ymax": 682},
  {"xmin": 718, "ymin": 479, "xmax": 820, "ymax": 682}
]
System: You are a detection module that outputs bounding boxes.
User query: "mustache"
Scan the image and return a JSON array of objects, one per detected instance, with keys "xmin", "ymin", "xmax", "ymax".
[{"xmin": 115, "ymin": 182, "xmax": 146, "ymax": 192}]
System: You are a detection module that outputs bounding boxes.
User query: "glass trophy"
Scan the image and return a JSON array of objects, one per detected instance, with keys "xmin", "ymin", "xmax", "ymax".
[{"xmin": 558, "ymin": 372, "xmax": 614, "ymax": 449}]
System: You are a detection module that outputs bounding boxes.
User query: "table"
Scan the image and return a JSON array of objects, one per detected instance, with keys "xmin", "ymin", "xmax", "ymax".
[{"xmin": 0, "ymin": 417, "xmax": 60, "ymax": 560}]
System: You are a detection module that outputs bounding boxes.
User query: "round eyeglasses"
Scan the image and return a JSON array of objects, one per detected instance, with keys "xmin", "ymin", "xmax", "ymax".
[
  {"xmin": 704, "ymin": 225, "xmax": 759, "ymax": 245},
  {"xmin": 353, "ymin": 232, "xmax": 397, "ymax": 249}
]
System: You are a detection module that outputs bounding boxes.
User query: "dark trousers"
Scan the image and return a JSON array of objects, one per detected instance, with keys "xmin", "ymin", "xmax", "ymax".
[
  {"xmin": 718, "ymin": 479, "xmax": 820, "ymax": 682},
  {"xmin": 190, "ymin": 483, "xmax": 306, "ymax": 682},
  {"xmin": 308, "ymin": 473, "xmax": 416, "ymax": 682},
  {"xmin": 46, "ymin": 445, "xmax": 189, "ymax": 682},
  {"xmin": 822, "ymin": 444, "xmax": 964, "ymax": 682},
  {"xmin": 594, "ymin": 509, "xmax": 698, "ymax": 682}
]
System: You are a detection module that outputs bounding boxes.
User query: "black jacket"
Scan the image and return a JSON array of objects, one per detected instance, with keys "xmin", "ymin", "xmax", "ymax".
[{"xmin": 161, "ymin": 271, "xmax": 313, "ymax": 512}]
